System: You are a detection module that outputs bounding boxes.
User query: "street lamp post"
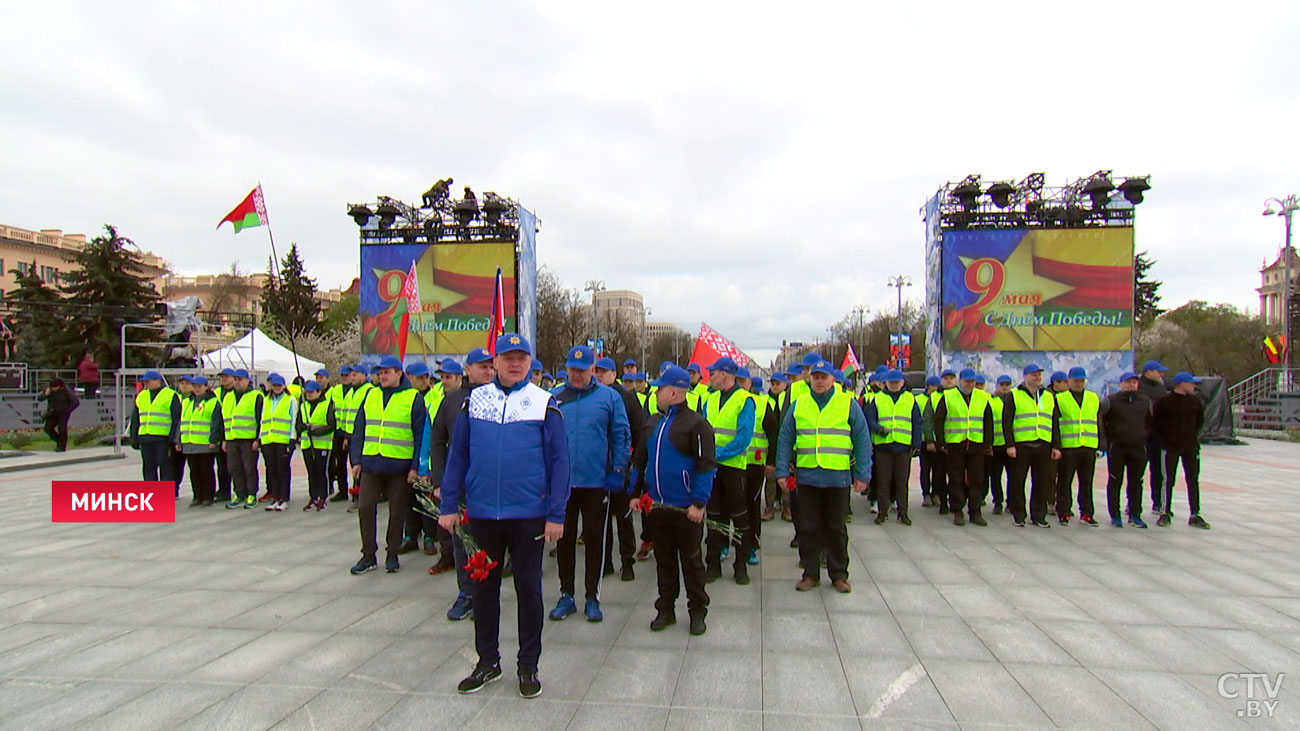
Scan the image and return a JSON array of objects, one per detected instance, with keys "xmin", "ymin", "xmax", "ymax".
[
  {"xmin": 887, "ymin": 275, "xmax": 913, "ymax": 368},
  {"xmin": 1264, "ymin": 196, "xmax": 1298, "ymax": 371},
  {"xmin": 642, "ymin": 307, "xmax": 651, "ymax": 370},
  {"xmin": 584, "ymin": 279, "xmax": 605, "ymax": 353},
  {"xmin": 851, "ymin": 305, "xmax": 868, "ymax": 372}
]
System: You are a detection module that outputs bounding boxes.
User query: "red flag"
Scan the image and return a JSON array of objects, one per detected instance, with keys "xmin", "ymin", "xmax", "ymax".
[
  {"xmin": 688, "ymin": 323, "xmax": 749, "ymax": 373},
  {"xmin": 217, "ymin": 185, "xmax": 267, "ymax": 233},
  {"xmin": 397, "ymin": 260, "xmax": 419, "ymax": 359},
  {"xmin": 486, "ymin": 266, "xmax": 506, "ymax": 354}
]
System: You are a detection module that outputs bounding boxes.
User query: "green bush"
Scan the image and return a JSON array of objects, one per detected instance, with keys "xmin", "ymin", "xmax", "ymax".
[
  {"xmin": 1, "ymin": 430, "xmax": 38, "ymax": 450},
  {"xmin": 71, "ymin": 425, "xmax": 111, "ymax": 446},
  {"xmin": 1288, "ymin": 427, "xmax": 1300, "ymax": 444}
]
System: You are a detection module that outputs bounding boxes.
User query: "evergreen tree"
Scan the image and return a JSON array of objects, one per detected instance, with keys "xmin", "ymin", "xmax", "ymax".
[
  {"xmin": 59, "ymin": 224, "xmax": 163, "ymax": 368},
  {"xmin": 7, "ymin": 261, "xmax": 70, "ymax": 368},
  {"xmin": 259, "ymin": 243, "xmax": 319, "ymax": 338},
  {"xmin": 1134, "ymin": 250, "xmax": 1164, "ymax": 327}
]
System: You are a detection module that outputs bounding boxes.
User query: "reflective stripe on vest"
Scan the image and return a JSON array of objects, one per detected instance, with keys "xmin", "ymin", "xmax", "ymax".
[
  {"xmin": 135, "ymin": 387, "xmax": 177, "ymax": 437},
  {"xmin": 340, "ymin": 383, "xmax": 373, "ymax": 435},
  {"xmin": 748, "ymin": 393, "xmax": 769, "ymax": 465},
  {"xmin": 180, "ymin": 396, "xmax": 218, "ymax": 445},
  {"xmin": 299, "ymin": 398, "xmax": 334, "ymax": 449},
  {"xmin": 871, "ymin": 391, "xmax": 915, "ymax": 446},
  {"xmin": 361, "ymin": 388, "xmax": 417, "ymax": 459},
  {"xmin": 942, "ymin": 388, "xmax": 989, "ymax": 444},
  {"xmin": 793, "ymin": 389, "xmax": 853, "ymax": 470},
  {"xmin": 1057, "ymin": 390, "xmax": 1100, "ymax": 448},
  {"xmin": 1011, "ymin": 388, "xmax": 1055, "ymax": 443},
  {"xmin": 221, "ymin": 389, "xmax": 262, "ymax": 439},
  {"xmin": 989, "ymin": 393, "xmax": 1007, "ymax": 446},
  {"xmin": 259, "ymin": 395, "xmax": 296, "ymax": 444},
  {"xmin": 705, "ymin": 389, "xmax": 750, "ymax": 469}
]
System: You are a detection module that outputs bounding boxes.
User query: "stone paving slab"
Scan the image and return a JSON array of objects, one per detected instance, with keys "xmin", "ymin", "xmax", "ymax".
[{"xmin": 0, "ymin": 438, "xmax": 1298, "ymax": 728}]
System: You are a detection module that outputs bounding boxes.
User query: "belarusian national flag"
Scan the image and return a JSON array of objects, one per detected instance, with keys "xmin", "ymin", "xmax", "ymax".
[
  {"xmin": 687, "ymin": 323, "xmax": 748, "ymax": 373},
  {"xmin": 217, "ymin": 185, "xmax": 267, "ymax": 233},
  {"xmin": 840, "ymin": 345, "xmax": 861, "ymax": 376},
  {"xmin": 396, "ymin": 260, "xmax": 420, "ymax": 359}
]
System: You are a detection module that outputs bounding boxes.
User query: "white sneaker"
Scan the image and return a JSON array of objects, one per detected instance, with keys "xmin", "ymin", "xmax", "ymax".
[{"xmin": 275, "ymin": 501, "xmax": 287, "ymax": 511}]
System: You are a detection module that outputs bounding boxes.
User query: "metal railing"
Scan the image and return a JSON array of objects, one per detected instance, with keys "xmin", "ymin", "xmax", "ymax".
[
  {"xmin": 1229, "ymin": 367, "xmax": 1300, "ymax": 430},
  {"xmin": 1229, "ymin": 368, "xmax": 1300, "ymax": 406}
]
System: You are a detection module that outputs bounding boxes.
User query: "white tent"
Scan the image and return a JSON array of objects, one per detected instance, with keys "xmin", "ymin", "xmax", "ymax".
[{"xmin": 201, "ymin": 328, "xmax": 324, "ymax": 377}]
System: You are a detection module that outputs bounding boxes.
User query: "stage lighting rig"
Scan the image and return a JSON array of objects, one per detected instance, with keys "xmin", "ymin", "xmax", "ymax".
[
  {"xmin": 986, "ymin": 182, "xmax": 1015, "ymax": 209},
  {"xmin": 1081, "ymin": 172, "xmax": 1115, "ymax": 210},
  {"xmin": 927, "ymin": 171, "xmax": 1149, "ymax": 230},
  {"xmin": 375, "ymin": 200, "xmax": 400, "ymax": 229},
  {"xmin": 1118, "ymin": 176, "xmax": 1151, "ymax": 205},
  {"xmin": 348, "ymin": 204, "xmax": 373, "ymax": 227},
  {"xmin": 950, "ymin": 175, "xmax": 982, "ymax": 211},
  {"xmin": 347, "ymin": 181, "xmax": 523, "ymax": 245}
]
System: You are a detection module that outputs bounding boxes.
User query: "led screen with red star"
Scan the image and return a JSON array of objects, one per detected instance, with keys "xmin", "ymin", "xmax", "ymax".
[{"xmin": 941, "ymin": 228, "xmax": 1134, "ymax": 352}]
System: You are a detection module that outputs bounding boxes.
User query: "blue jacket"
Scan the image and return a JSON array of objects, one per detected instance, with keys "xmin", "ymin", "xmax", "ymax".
[
  {"xmin": 441, "ymin": 378, "xmax": 570, "ymax": 523},
  {"xmin": 699, "ymin": 386, "xmax": 755, "ymax": 465},
  {"xmin": 632, "ymin": 404, "xmax": 716, "ymax": 508},
  {"xmin": 553, "ymin": 379, "xmax": 630, "ymax": 491},
  {"xmin": 775, "ymin": 388, "xmax": 873, "ymax": 487},
  {"xmin": 349, "ymin": 381, "xmax": 428, "ymax": 474}
]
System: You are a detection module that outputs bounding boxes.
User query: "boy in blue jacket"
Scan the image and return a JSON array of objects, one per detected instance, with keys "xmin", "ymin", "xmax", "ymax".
[{"xmin": 630, "ymin": 366, "xmax": 716, "ymax": 636}]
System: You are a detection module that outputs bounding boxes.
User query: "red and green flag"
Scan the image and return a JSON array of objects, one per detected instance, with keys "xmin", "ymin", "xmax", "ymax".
[
  {"xmin": 397, "ymin": 260, "xmax": 420, "ymax": 359},
  {"xmin": 217, "ymin": 185, "xmax": 267, "ymax": 233},
  {"xmin": 840, "ymin": 345, "xmax": 861, "ymax": 377}
]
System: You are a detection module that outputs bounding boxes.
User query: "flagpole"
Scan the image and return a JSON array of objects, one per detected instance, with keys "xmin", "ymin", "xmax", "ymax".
[{"xmin": 257, "ymin": 184, "xmax": 303, "ymax": 383}]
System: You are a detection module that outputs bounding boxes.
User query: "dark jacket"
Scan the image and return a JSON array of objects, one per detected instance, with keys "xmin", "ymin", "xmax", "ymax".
[
  {"xmin": 296, "ymin": 396, "xmax": 337, "ymax": 441},
  {"xmin": 425, "ymin": 382, "xmax": 486, "ymax": 485},
  {"xmin": 932, "ymin": 389, "xmax": 994, "ymax": 449},
  {"xmin": 38, "ymin": 387, "xmax": 77, "ymax": 417},
  {"xmin": 631, "ymin": 402, "xmax": 717, "ymax": 508},
  {"xmin": 349, "ymin": 382, "xmax": 428, "ymax": 474},
  {"xmin": 1137, "ymin": 375, "xmax": 1168, "ymax": 404},
  {"xmin": 612, "ymin": 382, "xmax": 648, "ymax": 485},
  {"xmin": 1098, "ymin": 391, "xmax": 1151, "ymax": 449},
  {"xmin": 130, "ymin": 386, "xmax": 182, "ymax": 444},
  {"xmin": 1152, "ymin": 391, "xmax": 1204, "ymax": 453}
]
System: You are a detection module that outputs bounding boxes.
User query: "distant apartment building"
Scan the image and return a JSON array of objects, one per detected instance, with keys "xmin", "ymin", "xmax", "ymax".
[
  {"xmin": 162, "ymin": 273, "xmax": 344, "ymax": 316},
  {"xmin": 1258, "ymin": 246, "xmax": 1300, "ymax": 326},
  {"xmin": 0, "ymin": 223, "xmax": 168, "ymax": 303}
]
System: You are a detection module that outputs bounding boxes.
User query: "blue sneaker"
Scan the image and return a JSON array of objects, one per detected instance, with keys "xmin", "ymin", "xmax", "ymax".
[
  {"xmin": 1110, "ymin": 517, "xmax": 1123, "ymax": 528},
  {"xmin": 720, "ymin": 545, "xmax": 730, "ymax": 560},
  {"xmin": 447, "ymin": 594, "xmax": 474, "ymax": 621},
  {"xmin": 584, "ymin": 597, "xmax": 603, "ymax": 622},
  {"xmin": 1130, "ymin": 517, "xmax": 1148, "ymax": 529},
  {"xmin": 549, "ymin": 593, "xmax": 577, "ymax": 621},
  {"xmin": 747, "ymin": 549, "xmax": 759, "ymax": 565},
  {"xmin": 385, "ymin": 556, "xmax": 400, "ymax": 573},
  {"xmin": 350, "ymin": 557, "xmax": 377, "ymax": 575}
]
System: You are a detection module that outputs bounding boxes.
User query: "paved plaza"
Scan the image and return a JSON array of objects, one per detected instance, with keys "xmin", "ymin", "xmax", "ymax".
[{"xmin": 1, "ymin": 439, "xmax": 1298, "ymax": 730}]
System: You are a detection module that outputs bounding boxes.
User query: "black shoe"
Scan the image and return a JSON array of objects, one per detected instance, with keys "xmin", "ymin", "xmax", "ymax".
[
  {"xmin": 457, "ymin": 664, "xmax": 502, "ymax": 694},
  {"xmin": 1189, "ymin": 515, "xmax": 1211, "ymax": 530},
  {"xmin": 953, "ymin": 513, "xmax": 966, "ymax": 526},
  {"xmin": 1031, "ymin": 518, "xmax": 1050, "ymax": 529},
  {"xmin": 992, "ymin": 504, "xmax": 1003, "ymax": 515},
  {"xmin": 518, "ymin": 669, "xmax": 542, "ymax": 699},
  {"xmin": 603, "ymin": 564, "xmax": 616, "ymax": 577},
  {"xmin": 188, "ymin": 499, "xmax": 202, "ymax": 507},
  {"xmin": 689, "ymin": 613, "xmax": 707, "ymax": 636},
  {"xmin": 789, "ymin": 536, "xmax": 798, "ymax": 548},
  {"xmin": 350, "ymin": 557, "xmax": 377, "ymax": 575},
  {"xmin": 938, "ymin": 506, "xmax": 950, "ymax": 515},
  {"xmin": 734, "ymin": 564, "xmax": 750, "ymax": 585},
  {"xmin": 704, "ymin": 563, "xmax": 721, "ymax": 584},
  {"xmin": 385, "ymin": 556, "xmax": 400, "ymax": 573},
  {"xmin": 898, "ymin": 514, "xmax": 912, "ymax": 526},
  {"xmin": 329, "ymin": 492, "xmax": 348, "ymax": 502},
  {"xmin": 874, "ymin": 512, "xmax": 888, "ymax": 525},
  {"xmin": 1014, "ymin": 516, "xmax": 1026, "ymax": 527},
  {"xmin": 621, "ymin": 564, "xmax": 635, "ymax": 582},
  {"xmin": 650, "ymin": 610, "xmax": 676, "ymax": 631},
  {"xmin": 398, "ymin": 539, "xmax": 419, "ymax": 554},
  {"xmin": 970, "ymin": 513, "xmax": 987, "ymax": 527}
]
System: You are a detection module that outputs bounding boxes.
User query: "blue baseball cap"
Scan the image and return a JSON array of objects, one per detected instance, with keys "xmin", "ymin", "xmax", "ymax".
[
  {"xmin": 303, "ymin": 380, "xmax": 322, "ymax": 392},
  {"xmin": 959, "ymin": 368, "xmax": 977, "ymax": 381},
  {"xmin": 687, "ymin": 363, "xmax": 702, "ymax": 373},
  {"xmin": 771, "ymin": 372, "xmax": 788, "ymax": 384},
  {"xmin": 801, "ymin": 352, "xmax": 824, "ymax": 366},
  {"xmin": 178, "ymin": 374, "xmax": 194, "ymax": 383},
  {"xmin": 623, "ymin": 358, "xmax": 637, "ymax": 367},
  {"xmin": 652, "ymin": 365, "xmax": 691, "ymax": 389},
  {"xmin": 1050, "ymin": 370, "xmax": 1068, "ymax": 383},
  {"xmin": 886, "ymin": 369, "xmax": 904, "ymax": 381},
  {"xmin": 466, "ymin": 347, "xmax": 492, "ymax": 364},
  {"xmin": 566, "ymin": 345, "xmax": 594, "ymax": 369},
  {"xmin": 659, "ymin": 360, "xmax": 675, "ymax": 372},
  {"xmin": 232, "ymin": 368, "xmax": 250, "ymax": 380},
  {"xmin": 710, "ymin": 357, "xmax": 739, "ymax": 374},
  {"xmin": 1067, "ymin": 366, "xmax": 1087, "ymax": 380},
  {"xmin": 1172, "ymin": 371, "xmax": 1202, "ymax": 385},
  {"xmin": 630, "ymin": 371, "xmax": 646, "ymax": 381},
  {"xmin": 752, "ymin": 377, "xmax": 764, "ymax": 392},
  {"xmin": 267, "ymin": 373, "xmax": 286, "ymax": 386},
  {"xmin": 833, "ymin": 369, "xmax": 845, "ymax": 384},
  {"xmin": 353, "ymin": 364, "xmax": 370, "ymax": 375},
  {"xmin": 1119, "ymin": 371, "xmax": 1138, "ymax": 382},
  {"xmin": 315, "ymin": 368, "xmax": 330, "ymax": 377},
  {"xmin": 785, "ymin": 365, "xmax": 803, "ymax": 376},
  {"xmin": 141, "ymin": 370, "xmax": 162, "ymax": 381},
  {"xmin": 440, "ymin": 358, "xmax": 464, "ymax": 375},
  {"xmin": 339, "ymin": 365, "xmax": 353, "ymax": 375},
  {"xmin": 405, "ymin": 362, "xmax": 430, "ymax": 377},
  {"xmin": 1141, "ymin": 360, "xmax": 1168, "ymax": 372},
  {"xmin": 190, "ymin": 375, "xmax": 208, "ymax": 386},
  {"xmin": 1022, "ymin": 363, "xmax": 1044, "ymax": 375},
  {"xmin": 996, "ymin": 375, "xmax": 1013, "ymax": 385},
  {"xmin": 875, "ymin": 365, "xmax": 889, "ymax": 374},
  {"xmin": 809, "ymin": 359, "xmax": 834, "ymax": 376},
  {"xmin": 220, "ymin": 368, "xmax": 236, "ymax": 377},
  {"xmin": 735, "ymin": 366, "xmax": 751, "ymax": 380},
  {"xmin": 868, "ymin": 372, "xmax": 882, "ymax": 383},
  {"xmin": 925, "ymin": 375, "xmax": 941, "ymax": 386},
  {"xmin": 940, "ymin": 368, "xmax": 957, "ymax": 378},
  {"xmin": 531, "ymin": 358, "xmax": 544, "ymax": 373},
  {"xmin": 594, "ymin": 357, "xmax": 617, "ymax": 371},
  {"xmin": 496, "ymin": 333, "xmax": 532, "ymax": 355},
  {"xmin": 377, "ymin": 355, "xmax": 403, "ymax": 371},
  {"xmin": 975, "ymin": 373, "xmax": 987, "ymax": 383}
]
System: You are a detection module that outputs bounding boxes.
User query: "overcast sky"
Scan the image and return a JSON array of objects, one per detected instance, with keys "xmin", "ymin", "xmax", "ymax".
[{"xmin": 3, "ymin": 1, "xmax": 1298, "ymax": 365}]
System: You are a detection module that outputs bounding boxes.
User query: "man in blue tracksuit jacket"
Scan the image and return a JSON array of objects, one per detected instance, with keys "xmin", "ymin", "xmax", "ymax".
[
  {"xmin": 548, "ymin": 345, "xmax": 630, "ymax": 624},
  {"xmin": 629, "ymin": 365, "xmax": 716, "ymax": 636},
  {"xmin": 439, "ymin": 334, "xmax": 569, "ymax": 699}
]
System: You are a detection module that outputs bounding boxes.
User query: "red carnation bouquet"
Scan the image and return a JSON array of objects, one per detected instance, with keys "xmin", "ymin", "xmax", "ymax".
[
  {"xmin": 412, "ymin": 477, "xmax": 497, "ymax": 581},
  {"xmin": 637, "ymin": 492, "xmax": 745, "ymax": 547}
]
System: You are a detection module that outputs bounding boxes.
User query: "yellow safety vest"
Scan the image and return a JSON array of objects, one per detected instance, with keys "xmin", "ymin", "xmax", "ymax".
[
  {"xmin": 989, "ymin": 393, "xmax": 1007, "ymax": 447},
  {"xmin": 788, "ymin": 379, "xmax": 810, "ymax": 408},
  {"xmin": 1011, "ymin": 388, "xmax": 1055, "ymax": 444},
  {"xmin": 422, "ymin": 386, "xmax": 444, "ymax": 420},
  {"xmin": 180, "ymin": 395, "xmax": 218, "ymax": 445},
  {"xmin": 793, "ymin": 389, "xmax": 853, "ymax": 470},
  {"xmin": 287, "ymin": 383, "xmax": 303, "ymax": 401},
  {"xmin": 872, "ymin": 391, "xmax": 915, "ymax": 446},
  {"xmin": 221, "ymin": 389, "xmax": 262, "ymax": 439},
  {"xmin": 135, "ymin": 387, "xmax": 178, "ymax": 437},
  {"xmin": 299, "ymin": 398, "xmax": 334, "ymax": 450},
  {"xmin": 340, "ymin": 383, "xmax": 374, "ymax": 435},
  {"xmin": 1057, "ymin": 390, "xmax": 1100, "ymax": 449},
  {"xmin": 361, "ymin": 387, "xmax": 417, "ymax": 460},
  {"xmin": 748, "ymin": 392, "xmax": 769, "ymax": 466},
  {"xmin": 259, "ymin": 394, "xmax": 296, "ymax": 445},
  {"xmin": 705, "ymin": 389, "xmax": 751, "ymax": 469},
  {"xmin": 941, "ymin": 388, "xmax": 990, "ymax": 444}
]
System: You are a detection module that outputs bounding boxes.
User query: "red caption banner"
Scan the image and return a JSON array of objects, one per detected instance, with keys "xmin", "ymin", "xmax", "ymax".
[{"xmin": 51, "ymin": 481, "xmax": 175, "ymax": 523}]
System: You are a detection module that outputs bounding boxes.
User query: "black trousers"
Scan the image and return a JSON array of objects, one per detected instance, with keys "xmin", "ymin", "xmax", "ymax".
[
  {"xmin": 170, "ymin": 448, "xmax": 186, "ymax": 492},
  {"xmin": 359, "ymin": 471, "xmax": 411, "ymax": 561},
  {"xmin": 1146, "ymin": 436, "xmax": 1165, "ymax": 509},
  {"xmin": 925, "ymin": 447, "xmax": 949, "ymax": 508},
  {"xmin": 262, "ymin": 443, "xmax": 292, "ymax": 502},
  {"xmin": 139, "ymin": 439, "xmax": 174, "ymax": 482},
  {"xmin": 875, "ymin": 448, "xmax": 911, "ymax": 515},
  {"xmin": 795, "ymin": 485, "xmax": 850, "ymax": 581},
  {"xmin": 1058, "ymin": 447, "xmax": 1097, "ymax": 517},
  {"xmin": 987, "ymin": 445, "xmax": 1010, "ymax": 507},
  {"xmin": 1008, "ymin": 441, "xmax": 1053, "ymax": 522},
  {"xmin": 557, "ymin": 487, "xmax": 609, "ymax": 599},
  {"xmin": 646, "ymin": 507, "xmax": 708, "ymax": 616},
  {"xmin": 604, "ymin": 489, "xmax": 635, "ymax": 571},
  {"xmin": 215, "ymin": 447, "xmax": 231, "ymax": 501},
  {"xmin": 919, "ymin": 448, "xmax": 932, "ymax": 497},
  {"xmin": 303, "ymin": 447, "xmax": 330, "ymax": 501},
  {"xmin": 225, "ymin": 440, "xmax": 259, "ymax": 500},
  {"xmin": 186, "ymin": 452, "xmax": 216, "ymax": 502},
  {"xmin": 468, "ymin": 516, "xmax": 545, "ymax": 673},
  {"xmin": 1106, "ymin": 442, "xmax": 1146, "ymax": 520},
  {"xmin": 43, "ymin": 413, "xmax": 69, "ymax": 450},
  {"xmin": 329, "ymin": 432, "xmax": 350, "ymax": 494},
  {"xmin": 706, "ymin": 465, "xmax": 751, "ymax": 571},
  {"xmin": 1163, "ymin": 449, "xmax": 1201, "ymax": 516},
  {"xmin": 743, "ymin": 464, "xmax": 765, "ymax": 544},
  {"xmin": 945, "ymin": 442, "xmax": 986, "ymax": 516}
]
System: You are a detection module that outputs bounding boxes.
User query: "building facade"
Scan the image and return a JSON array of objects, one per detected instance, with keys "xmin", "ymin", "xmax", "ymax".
[
  {"xmin": 162, "ymin": 273, "xmax": 344, "ymax": 316},
  {"xmin": 1258, "ymin": 246, "xmax": 1300, "ymax": 326},
  {"xmin": 0, "ymin": 224, "xmax": 168, "ymax": 303}
]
